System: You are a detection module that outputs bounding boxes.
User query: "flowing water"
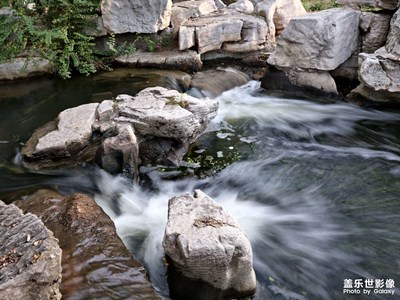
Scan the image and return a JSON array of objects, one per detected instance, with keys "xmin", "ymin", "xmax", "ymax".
[{"xmin": 1, "ymin": 74, "xmax": 400, "ymax": 300}]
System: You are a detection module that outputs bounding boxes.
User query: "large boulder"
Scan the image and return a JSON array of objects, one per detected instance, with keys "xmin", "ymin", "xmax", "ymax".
[
  {"xmin": 163, "ymin": 190, "xmax": 256, "ymax": 300},
  {"xmin": 15, "ymin": 190, "xmax": 160, "ymax": 300},
  {"xmin": 21, "ymin": 87, "xmax": 218, "ymax": 171},
  {"xmin": 179, "ymin": 10, "xmax": 271, "ymax": 54},
  {"xmin": 228, "ymin": 0, "xmax": 254, "ymax": 14},
  {"xmin": 114, "ymin": 87, "xmax": 218, "ymax": 144},
  {"xmin": 337, "ymin": 0, "xmax": 400, "ymax": 10},
  {"xmin": 0, "ymin": 200, "xmax": 62, "ymax": 300},
  {"xmin": 268, "ymin": 8, "xmax": 360, "ymax": 71},
  {"xmin": 101, "ymin": 0, "xmax": 173, "ymax": 34}
]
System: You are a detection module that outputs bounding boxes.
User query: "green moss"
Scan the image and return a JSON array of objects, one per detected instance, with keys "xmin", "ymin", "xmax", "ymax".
[{"xmin": 301, "ymin": 0, "xmax": 340, "ymax": 11}]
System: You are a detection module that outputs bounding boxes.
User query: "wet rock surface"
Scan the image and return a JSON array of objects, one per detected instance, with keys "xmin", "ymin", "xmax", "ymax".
[
  {"xmin": 15, "ymin": 190, "xmax": 160, "ymax": 300},
  {"xmin": 163, "ymin": 190, "xmax": 256, "ymax": 300},
  {"xmin": 0, "ymin": 57, "xmax": 53, "ymax": 81},
  {"xmin": 0, "ymin": 200, "xmax": 62, "ymax": 300}
]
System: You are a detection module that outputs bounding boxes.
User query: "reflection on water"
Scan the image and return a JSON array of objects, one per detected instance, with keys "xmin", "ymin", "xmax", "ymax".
[{"xmin": 1, "ymin": 77, "xmax": 400, "ymax": 299}]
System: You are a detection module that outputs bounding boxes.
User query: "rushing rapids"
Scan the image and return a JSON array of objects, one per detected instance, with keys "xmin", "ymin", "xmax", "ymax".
[{"xmin": 1, "ymin": 76, "xmax": 399, "ymax": 299}]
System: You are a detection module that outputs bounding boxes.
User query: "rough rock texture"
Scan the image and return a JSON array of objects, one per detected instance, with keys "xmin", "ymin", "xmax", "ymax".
[
  {"xmin": 337, "ymin": 0, "xmax": 400, "ymax": 10},
  {"xmin": 101, "ymin": 0, "xmax": 173, "ymax": 34},
  {"xmin": 347, "ymin": 82, "xmax": 400, "ymax": 104},
  {"xmin": 171, "ymin": 0, "xmax": 221, "ymax": 33},
  {"xmin": 228, "ymin": 0, "xmax": 254, "ymax": 14},
  {"xmin": 360, "ymin": 12, "xmax": 392, "ymax": 53},
  {"xmin": 386, "ymin": 7, "xmax": 400, "ymax": 59},
  {"xmin": 96, "ymin": 124, "xmax": 139, "ymax": 178},
  {"xmin": 22, "ymin": 87, "xmax": 218, "ymax": 171},
  {"xmin": 267, "ymin": 8, "xmax": 360, "ymax": 71},
  {"xmin": 179, "ymin": 10, "xmax": 270, "ymax": 54},
  {"xmin": 0, "ymin": 200, "xmax": 62, "ymax": 300},
  {"xmin": 114, "ymin": 87, "xmax": 218, "ymax": 143},
  {"xmin": 0, "ymin": 57, "xmax": 53, "ymax": 81},
  {"xmin": 163, "ymin": 190, "xmax": 256, "ymax": 300},
  {"xmin": 359, "ymin": 52, "xmax": 400, "ymax": 93},
  {"xmin": 115, "ymin": 50, "xmax": 203, "ymax": 72},
  {"xmin": 21, "ymin": 103, "xmax": 99, "ymax": 168},
  {"xmin": 15, "ymin": 190, "xmax": 160, "ymax": 300}
]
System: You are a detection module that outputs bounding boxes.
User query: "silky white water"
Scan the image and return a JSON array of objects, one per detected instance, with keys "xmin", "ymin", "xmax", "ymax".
[{"xmin": 93, "ymin": 82, "xmax": 400, "ymax": 299}]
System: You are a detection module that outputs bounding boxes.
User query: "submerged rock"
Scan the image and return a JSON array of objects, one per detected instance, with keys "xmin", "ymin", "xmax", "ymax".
[
  {"xmin": 15, "ymin": 190, "xmax": 160, "ymax": 300},
  {"xmin": 0, "ymin": 200, "xmax": 62, "ymax": 300},
  {"xmin": 163, "ymin": 190, "xmax": 256, "ymax": 300}
]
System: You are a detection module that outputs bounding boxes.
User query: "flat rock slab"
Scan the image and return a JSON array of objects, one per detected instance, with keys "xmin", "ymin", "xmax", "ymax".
[
  {"xmin": 0, "ymin": 200, "xmax": 62, "ymax": 300},
  {"xmin": 115, "ymin": 50, "xmax": 203, "ymax": 72},
  {"xmin": 268, "ymin": 8, "xmax": 360, "ymax": 71},
  {"xmin": 0, "ymin": 57, "xmax": 53, "ymax": 81},
  {"xmin": 163, "ymin": 190, "xmax": 256, "ymax": 300},
  {"xmin": 15, "ymin": 190, "xmax": 159, "ymax": 300},
  {"xmin": 21, "ymin": 103, "xmax": 99, "ymax": 168}
]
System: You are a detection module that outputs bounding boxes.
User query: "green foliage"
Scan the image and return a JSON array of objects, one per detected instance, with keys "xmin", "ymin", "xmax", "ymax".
[
  {"xmin": 301, "ymin": 0, "xmax": 340, "ymax": 11},
  {"xmin": 1, "ymin": 0, "xmax": 99, "ymax": 78}
]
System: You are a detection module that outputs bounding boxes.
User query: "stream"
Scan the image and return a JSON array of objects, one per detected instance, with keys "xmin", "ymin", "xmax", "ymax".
[{"xmin": 0, "ymin": 70, "xmax": 399, "ymax": 300}]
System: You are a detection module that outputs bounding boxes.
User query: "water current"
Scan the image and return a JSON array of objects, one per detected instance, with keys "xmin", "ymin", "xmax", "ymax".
[{"xmin": 0, "ymin": 73, "xmax": 399, "ymax": 300}]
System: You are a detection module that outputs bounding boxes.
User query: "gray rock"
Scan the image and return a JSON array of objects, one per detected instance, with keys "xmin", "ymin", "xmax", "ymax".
[
  {"xmin": 114, "ymin": 87, "xmax": 218, "ymax": 143},
  {"xmin": 360, "ymin": 12, "xmax": 391, "ymax": 53},
  {"xmin": 15, "ymin": 190, "xmax": 160, "ymax": 300},
  {"xmin": 22, "ymin": 103, "xmax": 99, "ymax": 167},
  {"xmin": 337, "ymin": 0, "xmax": 400, "ymax": 10},
  {"xmin": 228, "ymin": 0, "xmax": 254, "ymax": 14},
  {"xmin": 115, "ymin": 50, "xmax": 203, "ymax": 72},
  {"xmin": 163, "ymin": 190, "xmax": 256, "ymax": 300},
  {"xmin": 96, "ymin": 124, "xmax": 139, "ymax": 178},
  {"xmin": 139, "ymin": 137, "xmax": 188, "ymax": 166},
  {"xmin": 0, "ymin": 201, "xmax": 62, "ymax": 300},
  {"xmin": 179, "ymin": 10, "xmax": 270, "ymax": 54},
  {"xmin": 286, "ymin": 69, "xmax": 338, "ymax": 94},
  {"xmin": 359, "ymin": 51, "xmax": 400, "ymax": 92},
  {"xmin": 267, "ymin": 8, "xmax": 360, "ymax": 71},
  {"xmin": 0, "ymin": 57, "xmax": 53, "ymax": 81},
  {"xmin": 101, "ymin": 0, "xmax": 172, "ymax": 34},
  {"xmin": 171, "ymin": 0, "xmax": 220, "ymax": 34},
  {"xmin": 190, "ymin": 67, "xmax": 250, "ymax": 97},
  {"xmin": 257, "ymin": 0, "xmax": 307, "ymax": 35},
  {"xmin": 347, "ymin": 83, "xmax": 400, "ymax": 104},
  {"xmin": 386, "ymin": 7, "xmax": 400, "ymax": 59}
]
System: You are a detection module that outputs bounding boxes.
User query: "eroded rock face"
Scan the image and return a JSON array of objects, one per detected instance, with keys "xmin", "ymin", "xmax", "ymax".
[
  {"xmin": 360, "ymin": 12, "xmax": 392, "ymax": 53},
  {"xmin": 268, "ymin": 8, "xmax": 360, "ymax": 71},
  {"xmin": 163, "ymin": 190, "xmax": 256, "ymax": 300},
  {"xmin": 0, "ymin": 200, "xmax": 62, "ymax": 300},
  {"xmin": 15, "ymin": 190, "xmax": 160, "ymax": 300},
  {"xmin": 337, "ymin": 0, "xmax": 400, "ymax": 10},
  {"xmin": 101, "ymin": 0, "xmax": 173, "ymax": 34},
  {"xmin": 179, "ymin": 10, "xmax": 271, "ymax": 54},
  {"xmin": 386, "ymin": 7, "xmax": 400, "ymax": 59},
  {"xmin": 114, "ymin": 87, "xmax": 218, "ymax": 143},
  {"xmin": 359, "ymin": 51, "xmax": 400, "ymax": 93},
  {"xmin": 21, "ymin": 86, "xmax": 218, "ymax": 172}
]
